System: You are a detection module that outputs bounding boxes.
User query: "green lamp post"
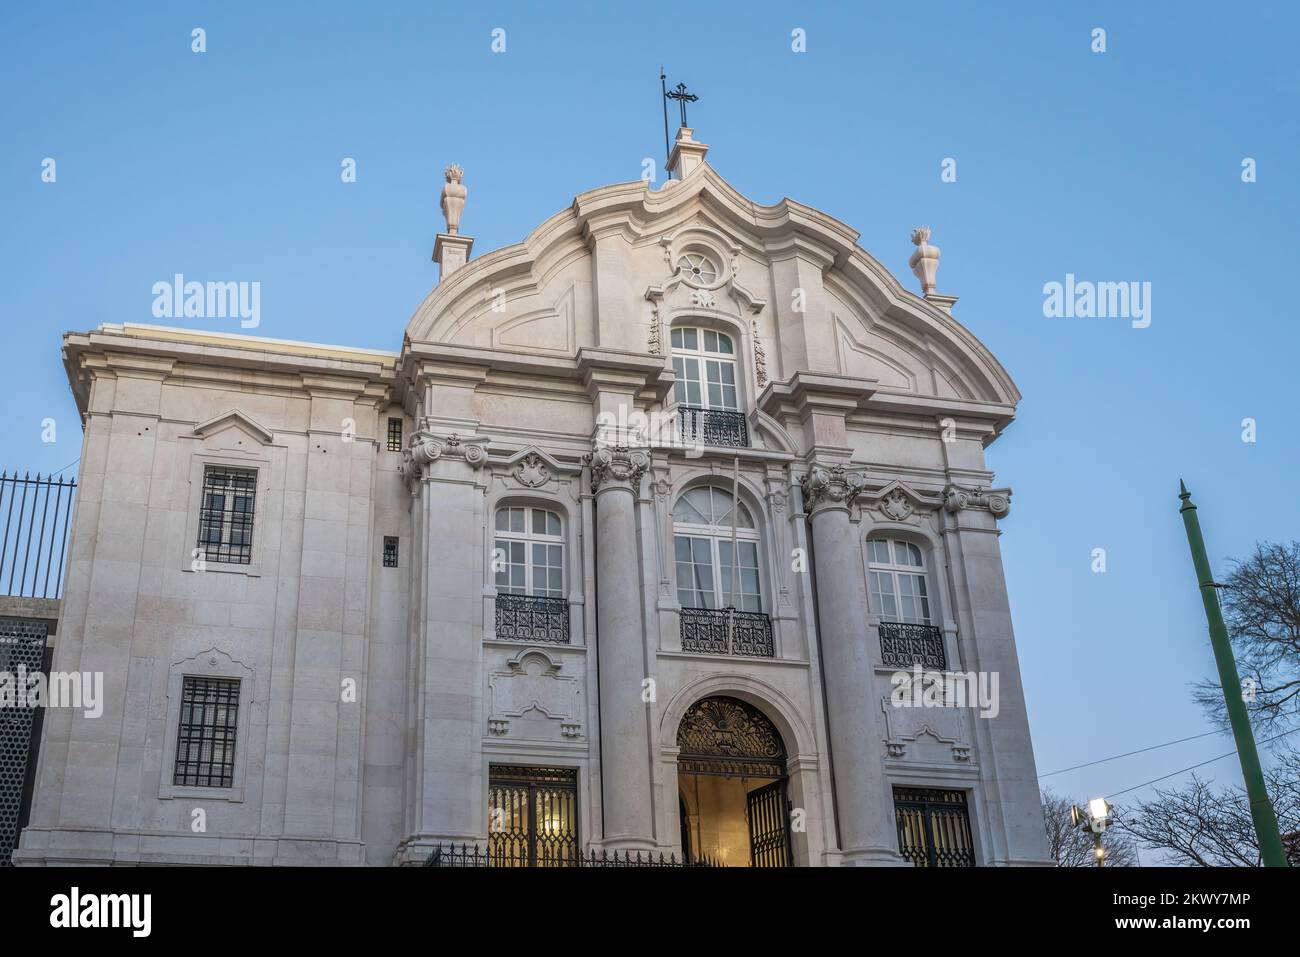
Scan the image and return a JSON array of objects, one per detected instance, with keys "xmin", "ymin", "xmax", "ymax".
[{"xmin": 1178, "ymin": 481, "xmax": 1288, "ymax": 867}]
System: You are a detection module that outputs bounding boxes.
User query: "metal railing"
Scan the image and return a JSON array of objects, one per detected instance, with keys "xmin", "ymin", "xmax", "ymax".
[
  {"xmin": 422, "ymin": 842, "xmax": 712, "ymax": 867},
  {"xmin": 494, "ymin": 593, "xmax": 570, "ymax": 644},
  {"xmin": 0, "ymin": 471, "xmax": 76, "ymax": 599},
  {"xmin": 878, "ymin": 620, "xmax": 947, "ymax": 670},
  {"xmin": 676, "ymin": 406, "xmax": 749, "ymax": 448},
  {"xmin": 680, "ymin": 607, "xmax": 774, "ymax": 657}
]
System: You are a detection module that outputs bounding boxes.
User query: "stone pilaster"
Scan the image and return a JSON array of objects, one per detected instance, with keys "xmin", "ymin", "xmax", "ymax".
[
  {"xmin": 802, "ymin": 464, "xmax": 905, "ymax": 865},
  {"xmin": 588, "ymin": 444, "xmax": 656, "ymax": 848}
]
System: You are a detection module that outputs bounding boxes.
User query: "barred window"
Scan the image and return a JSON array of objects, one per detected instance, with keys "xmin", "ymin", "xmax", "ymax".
[
  {"xmin": 383, "ymin": 535, "xmax": 399, "ymax": 568},
  {"xmin": 387, "ymin": 417, "xmax": 403, "ymax": 452},
  {"xmin": 198, "ymin": 466, "xmax": 257, "ymax": 564},
  {"xmin": 173, "ymin": 676, "xmax": 240, "ymax": 788}
]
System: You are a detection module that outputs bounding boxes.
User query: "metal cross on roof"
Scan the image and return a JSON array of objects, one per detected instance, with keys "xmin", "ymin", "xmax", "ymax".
[{"xmin": 665, "ymin": 81, "xmax": 699, "ymax": 128}]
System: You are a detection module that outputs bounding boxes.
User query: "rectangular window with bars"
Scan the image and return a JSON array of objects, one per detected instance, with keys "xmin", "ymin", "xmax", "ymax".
[
  {"xmin": 197, "ymin": 466, "xmax": 257, "ymax": 564},
  {"xmin": 173, "ymin": 676, "xmax": 241, "ymax": 788},
  {"xmin": 383, "ymin": 535, "xmax": 399, "ymax": 567},
  {"xmin": 387, "ymin": 417, "xmax": 403, "ymax": 452}
]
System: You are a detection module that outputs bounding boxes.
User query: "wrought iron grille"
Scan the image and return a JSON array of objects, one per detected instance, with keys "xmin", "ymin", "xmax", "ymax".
[
  {"xmin": 894, "ymin": 787, "xmax": 976, "ymax": 867},
  {"xmin": 487, "ymin": 765, "xmax": 578, "ymax": 867},
  {"xmin": 0, "ymin": 618, "xmax": 47, "ymax": 866},
  {"xmin": 383, "ymin": 535, "xmax": 399, "ymax": 568},
  {"xmin": 197, "ymin": 466, "xmax": 256, "ymax": 565},
  {"xmin": 173, "ymin": 676, "xmax": 240, "ymax": 788},
  {"xmin": 878, "ymin": 620, "xmax": 947, "ymax": 670},
  {"xmin": 0, "ymin": 471, "xmax": 76, "ymax": 599},
  {"xmin": 677, "ymin": 406, "xmax": 749, "ymax": 448},
  {"xmin": 680, "ymin": 607, "xmax": 774, "ymax": 657},
  {"xmin": 676, "ymin": 695, "xmax": 787, "ymax": 778},
  {"xmin": 387, "ymin": 417, "xmax": 403, "ymax": 452},
  {"xmin": 424, "ymin": 842, "xmax": 707, "ymax": 868},
  {"xmin": 494, "ymin": 594, "xmax": 570, "ymax": 644}
]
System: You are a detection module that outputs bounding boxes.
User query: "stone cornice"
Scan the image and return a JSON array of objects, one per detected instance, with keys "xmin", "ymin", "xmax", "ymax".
[
  {"xmin": 62, "ymin": 325, "xmax": 397, "ymax": 417},
  {"xmin": 759, "ymin": 371, "xmax": 877, "ymax": 422}
]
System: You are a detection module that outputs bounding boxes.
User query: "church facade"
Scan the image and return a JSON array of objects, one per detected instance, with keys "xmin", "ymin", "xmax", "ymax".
[{"xmin": 16, "ymin": 128, "xmax": 1051, "ymax": 867}]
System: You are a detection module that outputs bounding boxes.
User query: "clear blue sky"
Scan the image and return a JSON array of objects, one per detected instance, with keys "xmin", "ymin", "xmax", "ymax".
[{"xmin": 3, "ymin": 1, "xmax": 1297, "ymax": 846}]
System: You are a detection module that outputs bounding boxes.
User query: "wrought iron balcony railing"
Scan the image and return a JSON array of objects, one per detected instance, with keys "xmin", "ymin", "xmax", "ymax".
[
  {"xmin": 878, "ymin": 620, "xmax": 947, "ymax": 670},
  {"xmin": 680, "ymin": 606, "xmax": 774, "ymax": 657},
  {"xmin": 676, "ymin": 406, "xmax": 749, "ymax": 448},
  {"xmin": 494, "ymin": 593, "xmax": 570, "ymax": 644}
]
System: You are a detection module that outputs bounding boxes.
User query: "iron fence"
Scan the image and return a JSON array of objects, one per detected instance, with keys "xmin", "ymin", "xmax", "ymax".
[
  {"xmin": 0, "ymin": 472, "xmax": 76, "ymax": 599},
  {"xmin": 422, "ymin": 842, "xmax": 711, "ymax": 867}
]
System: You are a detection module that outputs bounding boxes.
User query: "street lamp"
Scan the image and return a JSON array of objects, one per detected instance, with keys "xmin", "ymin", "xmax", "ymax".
[{"xmin": 1071, "ymin": 797, "xmax": 1113, "ymax": 867}]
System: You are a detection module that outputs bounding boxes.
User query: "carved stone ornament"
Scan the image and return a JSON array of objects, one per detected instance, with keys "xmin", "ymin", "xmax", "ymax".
[
  {"xmin": 514, "ymin": 453, "xmax": 550, "ymax": 488},
  {"xmin": 440, "ymin": 164, "xmax": 467, "ymax": 235},
  {"xmin": 800, "ymin": 465, "xmax": 866, "ymax": 512},
  {"xmin": 752, "ymin": 318, "xmax": 768, "ymax": 388},
  {"xmin": 943, "ymin": 484, "xmax": 1011, "ymax": 518},
  {"xmin": 402, "ymin": 431, "xmax": 488, "ymax": 486},
  {"xmin": 587, "ymin": 445, "xmax": 650, "ymax": 492},
  {"xmin": 879, "ymin": 488, "xmax": 914, "ymax": 521},
  {"xmin": 690, "ymin": 288, "xmax": 716, "ymax": 309}
]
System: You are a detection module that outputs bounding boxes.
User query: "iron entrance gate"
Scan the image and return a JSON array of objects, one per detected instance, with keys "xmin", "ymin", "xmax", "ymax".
[
  {"xmin": 893, "ymin": 786, "xmax": 976, "ymax": 867},
  {"xmin": 746, "ymin": 778, "xmax": 792, "ymax": 867},
  {"xmin": 0, "ymin": 618, "xmax": 48, "ymax": 866},
  {"xmin": 487, "ymin": 765, "xmax": 578, "ymax": 867}
]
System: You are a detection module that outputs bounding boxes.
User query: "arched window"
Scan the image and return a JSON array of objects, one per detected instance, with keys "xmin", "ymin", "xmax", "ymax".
[
  {"xmin": 672, "ymin": 487, "xmax": 761, "ymax": 612},
  {"xmin": 867, "ymin": 538, "xmax": 931, "ymax": 623},
  {"xmin": 671, "ymin": 327, "xmax": 738, "ymax": 412},
  {"xmin": 494, "ymin": 506, "xmax": 564, "ymax": 598}
]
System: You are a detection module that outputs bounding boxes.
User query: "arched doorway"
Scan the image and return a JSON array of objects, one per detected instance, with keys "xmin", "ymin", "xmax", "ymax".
[{"xmin": 676, "ymin": 696, "xmax": 792, "ymax": 867}]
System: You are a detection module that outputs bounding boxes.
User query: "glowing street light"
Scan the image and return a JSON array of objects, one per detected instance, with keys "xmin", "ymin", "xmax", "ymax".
[{"xmin": 1071, "ymin": 797, "xmax": 1113, "ymax": 867}]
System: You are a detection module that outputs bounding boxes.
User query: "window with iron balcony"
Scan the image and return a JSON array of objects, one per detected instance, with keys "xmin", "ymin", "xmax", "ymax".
[
  {"xmin": 672, "ymin": 487, "xmax": 773, "ymax": 656},
  {"xmin": 492, "ymin": 505, "xmax": 569, "ymax": 644},
  {"xmin": 670, "ymin": 326, "xmax": 749, "ymax": 449},
  {"xmin": 869, "ymin": 538, "xmax": 947, "ymax": 669}
]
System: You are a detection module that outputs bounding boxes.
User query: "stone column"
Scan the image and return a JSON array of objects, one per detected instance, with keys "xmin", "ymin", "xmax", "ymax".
[
  {"xmin": 803, "ymin": 464, "xmax": 904, "ymax": 865},
  {"xmin": 589, "ymin": 444, "xmax": 656, "ymax": 849}
]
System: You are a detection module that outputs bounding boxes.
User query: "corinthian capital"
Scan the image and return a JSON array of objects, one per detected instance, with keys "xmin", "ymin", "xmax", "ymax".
[
  {"xmin": 588, "ymin": 445, "xmax": 650, "ymax": 493},
  {"xmin": 800, "ymin": 464, "xmax": 866, "ymax": 512}
]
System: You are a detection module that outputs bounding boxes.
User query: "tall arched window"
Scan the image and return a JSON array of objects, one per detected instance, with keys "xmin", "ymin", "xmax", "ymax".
[
  {"xmin": 673, "ymin": 487, "xmax": 761, "ymax": 612},
  {"xmin": 671, "ymin": 327, "xmax": 738, "ymax": 411},
  {"xmin": 494, "ymin": 506, "xmax": 564, "ymax": 597},
  {"xmin": 867, "ymin": 538, "xmax": 931, "ymax": 623}
]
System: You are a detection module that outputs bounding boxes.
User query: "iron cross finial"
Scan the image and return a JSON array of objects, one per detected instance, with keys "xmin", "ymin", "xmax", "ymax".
[{"xmin": 665, "ymin": 81, "xmax": 699, "ymax": 128}]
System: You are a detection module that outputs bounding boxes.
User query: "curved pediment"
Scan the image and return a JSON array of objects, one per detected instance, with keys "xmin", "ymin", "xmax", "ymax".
[{"xmin": 403, "ymin": 159, "xmax": 1018, "ymax": 409}]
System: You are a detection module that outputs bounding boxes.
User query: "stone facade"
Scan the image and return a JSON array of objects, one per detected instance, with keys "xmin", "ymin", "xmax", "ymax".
[{"xmin": 16, "ymin": 129, "xmax": 1051, "ymax": 866}]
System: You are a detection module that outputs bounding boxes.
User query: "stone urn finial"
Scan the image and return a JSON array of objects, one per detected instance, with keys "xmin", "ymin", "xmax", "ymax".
[
  {"xmin": 908, "ymin": 226, "xmax": 940, "ymax": 295},
  {"xmin": 441, "ymin": 164, "xmax": 467, "ymax": 235}
]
